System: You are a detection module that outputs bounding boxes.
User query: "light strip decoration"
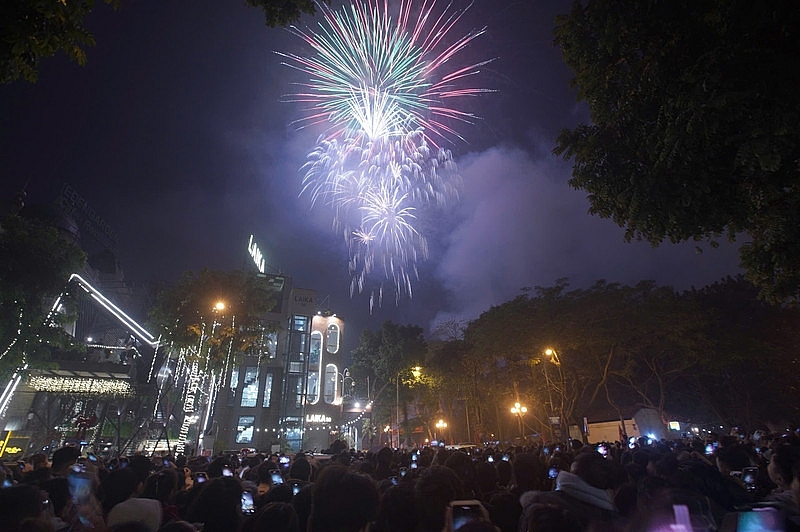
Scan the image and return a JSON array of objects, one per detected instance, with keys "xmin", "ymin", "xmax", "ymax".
[
  {"xmin": 29, "ymin": 375, "xmax": 134, "ymax": 396},
  {"xmin": 0, "ymin": 364, "xmax": 27, "ymax": 419},
  {"xmin": 51, "ymin": 274, "xmax": 158, "ymax": 347}
]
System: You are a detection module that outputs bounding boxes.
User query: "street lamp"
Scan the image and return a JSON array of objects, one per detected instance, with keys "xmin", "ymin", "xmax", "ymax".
[
  {"xmin": 396, "ymin": 366, "xmax": 422, "ymax": 449},
  {"xmin": 435, "ymin": 419, "xmax": 448, "ymax": 443},
  {"xmin": 510, "ymin": 402, "xmax": 527, "ymax": 439},
  {"xmin": 543, "ymin": 348, "xmax": 563, "ymax": 441}
]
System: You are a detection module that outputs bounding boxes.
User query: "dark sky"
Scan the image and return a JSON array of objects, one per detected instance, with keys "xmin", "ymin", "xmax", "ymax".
[{"xmin": 0, "ymin": 0, "xmax": 742, "ymax": 342}]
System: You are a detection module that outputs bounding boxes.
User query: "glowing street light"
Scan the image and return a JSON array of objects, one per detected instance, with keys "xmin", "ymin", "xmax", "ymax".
[
  {"xmin": 510, "ymin": 402, "xmax": 527, "ymax": 439},
  {"xmin": 435, "ymin": 418, "xmax": 448, "ymax": 443},
  {"xmin": 396, "ymin": 366, "xmax": 423, "ymax": 449},
  {"xmin": 542, "ymin": 348, "xmax": 563, "ymax": 441}
]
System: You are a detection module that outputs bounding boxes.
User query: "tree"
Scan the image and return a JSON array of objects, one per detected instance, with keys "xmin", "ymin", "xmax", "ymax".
[
  {"xmin": 148, "ymin": 269, "xmax": 279, "ymax": 369},
  {"xmin": 463, "ymin": 280, "xmax": 711, "ymax": 440},
  {"xmin": 1, "ymin": 0, "xmax": 329, "ymax": 84},
  {"xmin": 349, "ymin": 321, "xmax": 428, "ymax": 444},
  {"xmin": 245, "ymin": 0, "xmax": 329, "ymax": 28},
  {"xmin": 554, "ymin": 0, "xmax": 800, "ymax": 304},
  {"xmin": 0, "ymin": 212, "xmax": 86, "ymax": 377}
]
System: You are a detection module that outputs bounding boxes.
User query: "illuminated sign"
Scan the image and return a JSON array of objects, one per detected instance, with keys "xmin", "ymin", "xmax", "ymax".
[
  {"xmin": 305, "ymin": 414, "xmax": 332, "ymax": 424},
  {"xmin": 248, "ymin": 235, "xmax": 265, "ymax": 274}
]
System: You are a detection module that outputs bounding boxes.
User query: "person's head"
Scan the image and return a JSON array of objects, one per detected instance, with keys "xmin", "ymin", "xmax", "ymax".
[
  {"xmin": 50, "ymin": 446, "xmax": 80, "ymax": 475},
  {"xmin": 769, "ymin": 444, "xmax": 800, "ymax": 489},
  {"xmin": 373, "ymin": 483, "xmax": 417, "ymax": 532},
  {"xmin": 100, "ymin": 467, "xmax": 140, "ymax": 514},
  {"xmin": 189, "ymin": 476, "xmax": 244, "ymax": 532},
  {"xmin": 141, "ymin": 468, "xmax": 179, "ymax": 504},
  {"xmin": 414, "ymin": 465, "xmax": 463, "ymax": 532},
  {"xmin": 0, "ymin": 483, "xmax": 51, "ymax": 532},
  {"xmin": 310, "ymin": 464, "xmax": 379, "ymax": 532},
  {"xmin": 244, "ymin": 502, "xmax": 300, "ymax": 532},
  {"xmin": 511, "ymin": 453, "xmax": 547, "ymax": 492},
  {"xmin": 569, "ymin": 448, "xmax": 626, "ymax": 491},
  {"xmin": 289, "ymin": 456, "xmax": 311, "ymax": 482}
]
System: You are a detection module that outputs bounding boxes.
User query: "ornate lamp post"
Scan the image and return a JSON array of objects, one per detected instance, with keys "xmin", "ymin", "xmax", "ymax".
[
  {"xmin": 510, "ymin": 402, "xmax": 527, "ymax": 440},
  {"xmin": 435, "ymin": 418, "xmax": 448, "ymax": 443}
]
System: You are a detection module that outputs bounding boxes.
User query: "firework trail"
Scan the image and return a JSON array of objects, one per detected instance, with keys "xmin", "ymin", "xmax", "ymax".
[{"xmin": 280, "ymin": 0, "xmax": 490, "ymax": 310}]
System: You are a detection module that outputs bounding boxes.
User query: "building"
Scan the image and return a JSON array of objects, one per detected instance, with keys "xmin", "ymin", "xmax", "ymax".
[{"xmin": 199, "ymin": 272, "xmax": 347, "ymax": 454}]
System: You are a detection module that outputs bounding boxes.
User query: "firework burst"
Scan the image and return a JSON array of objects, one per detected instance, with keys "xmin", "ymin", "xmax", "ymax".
[{"xmin": 280, "ymin": 0, "xmax": 490, "ymax": 310}]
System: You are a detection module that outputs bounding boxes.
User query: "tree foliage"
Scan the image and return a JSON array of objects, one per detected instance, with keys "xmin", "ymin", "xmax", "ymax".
[
  {"xmin": 0, "ymin": 0, "xmax": 113, "ymax": 84},
  {"xmin": 148, "ymin": 269, "xmax": 279, "ymax": 368},
  {"xmin": 553, "ymin": 0, "xmax": 800, "ymax": 304},
  {"xmin": 1, "ymin": 0, "xmax": 328, "ymax": 84},
  {"xmin": 0, "ymin": 213, "xmax": 86, "ymax": 376},
  {"xmin": 245, "ymin": 0, "xmax": 329, "ymax": 28}
]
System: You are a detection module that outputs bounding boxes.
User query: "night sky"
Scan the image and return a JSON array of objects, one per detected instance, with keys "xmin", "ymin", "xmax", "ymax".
[{"xmin": 0, "ymin": 0, "xmax": 742, "ymax": 344}]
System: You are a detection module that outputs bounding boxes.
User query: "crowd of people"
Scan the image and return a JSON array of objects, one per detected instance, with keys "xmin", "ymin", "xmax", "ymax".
[{"xmin": 2, "ymin": 430, "xmax": 800, "ymax": 531}]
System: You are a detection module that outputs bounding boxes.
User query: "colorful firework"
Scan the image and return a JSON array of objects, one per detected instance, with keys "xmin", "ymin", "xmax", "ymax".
[{"xmin": 280, "ymin": 0, "xmax": 490, "ymax": 309}]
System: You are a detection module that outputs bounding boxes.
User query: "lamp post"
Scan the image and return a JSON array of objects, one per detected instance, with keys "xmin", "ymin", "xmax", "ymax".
[
  {"xmin": 543, "ymin": 348, "xmax": 563, "ymax": 442},
  {"xmin": 435, "ymin": 419, "xmax": 448, "ymax": 444},
  {"xmin": 395, "ymin": 366, "xmax": 422, "ymax": 449},
  {"xmin": 510, "ymin": 402, "xmax": 527, "ymax": 440}
]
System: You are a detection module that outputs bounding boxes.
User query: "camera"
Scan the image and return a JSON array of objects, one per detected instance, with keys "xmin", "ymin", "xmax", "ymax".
[
  {"xmin": 241, "ymin": 491, "xmax": 255, "ymax": 515},
  {"xmin": 450, "ymin": 500, "xmax": 485, "ymax": 530}
]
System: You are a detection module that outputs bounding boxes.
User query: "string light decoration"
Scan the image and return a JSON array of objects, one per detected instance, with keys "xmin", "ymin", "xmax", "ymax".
[{"xmin": 29, "ymin": 376, "xmax": 134, "ymax": 397}]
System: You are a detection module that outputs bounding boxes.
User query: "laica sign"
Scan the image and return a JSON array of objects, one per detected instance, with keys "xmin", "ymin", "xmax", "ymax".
[
  {"xmin": 248, "ymin": 234, "xmax": 265, "ymax": 274},
  {"xmin": 305, "ymin": 414, "xmax": 332, "ymax": 424}
]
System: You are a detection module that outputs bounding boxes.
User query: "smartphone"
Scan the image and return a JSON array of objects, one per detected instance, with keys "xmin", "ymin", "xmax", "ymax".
[
  {"xmin": 68, "ymin": 470, "xmax": 93, "ymax": 504},
  {"xmin": 291, "ymin": 482, "xmax": 301, "ymax": 496},
  {"xmin": 390, "ymin": 476, "xmax": 398, "ymax": 486},
  {"xmin": 548, "ymin": 466, "xmax": 559, "ymax": 479},
  {"xmin": 738, "ymin": 507, "xmax": 782, "ymax": 531},
  {"xmin": 194, "ymin": 472, "xmax": 208, "ymax": 484},
  {"xmin": 279, "ymin": 456, "xmax": 290, "ymax": 468},
  {"xmin": 241, "ymin": 491, "xmax": 255, "ymax": 515},
  {"xmin": 87, "ymin": 453, "xmax": 98, "ymax": 463},
  {"xmin": 502, "ymin": 454, "xmax": 510, "ymax": 461},
  {"xmin": 163, "ymin": 459, "xmax": 170, "ymax": 467},
  {"xmin": 743, "ymin": 467, "xmax": 758, "ymax": 491},
  {"xmin": 450, "ymin": 500, "xmax": 485, "ymax": 530},
  {"xmin": 271, "ymin": 471, "xmax": 284, "ymax": 485},
  {"xmin": 400, "ymin": 467, "xmax": 407, "ymax": 477},
  {"xmin": 596, "ymin": 444, "xmax": 608, "ymax": 458},
  {"xmin": 222, "ymin": 467, "xmax": 233, "ymax": 477},
  {"xmin": 410, "ymin": 461, "xmax": 418, "ymax": 469},
  {"xmin": 487, "ymin": 455, "xmax": 494, "ymax": 463}
]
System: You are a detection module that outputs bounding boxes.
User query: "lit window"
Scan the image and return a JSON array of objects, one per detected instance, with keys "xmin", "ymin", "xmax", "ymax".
[
  {"xmin": 262, "ymin": 373, "xmax": 273, "ymax": 408},
  {"xmin": 326, "ymin": 323, "xmax": 340, "ymax": 353},
  {"xmin": 324, "ymin": 363, "xmax": 338, "ymax": 404},
  {"xmin": 241, "ymin": 367, "xmax": 259, "ymax": 407},
  {"xmin": 265, "ymin": 331, "xmax": 278, "ymax": 359},
  {"xmin": 307, "ymin": 331, "xmax": 322, "ymax": 404},
  {"xmin": 236, "ymin": 416, "xmax": 255, "ymax": 444}
]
